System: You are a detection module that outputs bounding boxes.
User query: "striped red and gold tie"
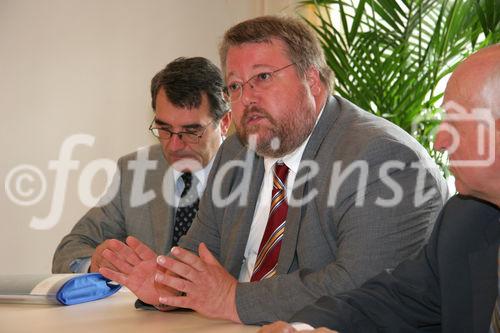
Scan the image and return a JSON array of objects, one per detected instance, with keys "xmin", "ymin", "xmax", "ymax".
[{"xmin": 251, "ymin": 162, "xmax": 289, "ymax": 282}]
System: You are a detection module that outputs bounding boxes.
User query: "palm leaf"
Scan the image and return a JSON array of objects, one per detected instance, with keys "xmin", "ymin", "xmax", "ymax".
[{"xmin": 299, "ymin": 0, "xmax": 500, "ymax": 175}]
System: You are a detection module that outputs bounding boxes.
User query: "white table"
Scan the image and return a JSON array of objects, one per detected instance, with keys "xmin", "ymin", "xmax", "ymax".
[{"xmin": 0, "ymin": 289, "xmax": 260, "ymax": 333}]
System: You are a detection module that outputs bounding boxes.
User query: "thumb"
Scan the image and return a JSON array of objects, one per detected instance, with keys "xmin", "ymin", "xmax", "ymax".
[{"xmin": 198, "ymin": 242, "xmax": 220, "ymax": 266}]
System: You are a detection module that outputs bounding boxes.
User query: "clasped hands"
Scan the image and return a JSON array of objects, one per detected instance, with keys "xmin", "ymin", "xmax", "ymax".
[{"xmin": 98, "ymin": 236, "xmax": 241, "ymax": 322}]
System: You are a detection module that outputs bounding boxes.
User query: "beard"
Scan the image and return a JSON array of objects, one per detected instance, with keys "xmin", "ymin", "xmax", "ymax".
[{"xmin": 235, "ymin": 89, "xmax": 318, "ymax": 158}]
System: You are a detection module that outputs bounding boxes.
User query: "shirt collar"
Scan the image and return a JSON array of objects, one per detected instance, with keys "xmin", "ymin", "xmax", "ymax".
[{"xmin": 172, "ymin": 157, "xmax": 215, "ymax": 188}]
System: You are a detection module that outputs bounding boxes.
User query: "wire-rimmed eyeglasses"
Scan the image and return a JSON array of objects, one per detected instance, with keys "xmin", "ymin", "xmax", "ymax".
[
  {"xmin": 223, "ymin": 62, "xmax": 296, "ymax": 103},
  {"xmin": 149, "ymin": 119, "xmax": 216, "ymax": 144}
]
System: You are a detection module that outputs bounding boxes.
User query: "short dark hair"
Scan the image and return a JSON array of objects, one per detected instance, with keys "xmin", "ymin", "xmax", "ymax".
[
  {"xmin": 219, "ymin": 15, "xmax": 334, "ymax": 92},
  {"xmin": 150, "ymin": 57, "xmax": 229, "ymax": 120}
]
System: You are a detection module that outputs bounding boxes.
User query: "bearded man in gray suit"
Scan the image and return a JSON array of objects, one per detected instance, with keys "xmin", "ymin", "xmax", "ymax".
[
  {"xmin": 100, "ymin": 16, "xmax": 448, "ymax": 325},
  {"xmin": 52, "ymin": 57, "xmax": 231, "ymax": 273}
]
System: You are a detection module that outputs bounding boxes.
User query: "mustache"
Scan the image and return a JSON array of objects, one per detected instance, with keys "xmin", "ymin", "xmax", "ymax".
[{"xmin": 241, "ymin": 105, "xmax": 276, "ymax": 126}]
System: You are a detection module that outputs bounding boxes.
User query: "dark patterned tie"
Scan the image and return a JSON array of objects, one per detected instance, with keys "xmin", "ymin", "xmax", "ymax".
[
  {"xmin": 251, "ymin": 162, "xmax": 289, "ymax": 282},
  {"xmin": 172, "ymin": 173, "xmax": 199, "ymax": 247}
]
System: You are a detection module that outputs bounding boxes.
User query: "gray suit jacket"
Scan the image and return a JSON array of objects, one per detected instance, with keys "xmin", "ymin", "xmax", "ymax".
[
  {"xmin": 52, "ymin": 145, "xmax": 175, "ymax": 273},
  {"xmin": 179, "ymin": 96, "xmax": 449, "ymax": 324}
]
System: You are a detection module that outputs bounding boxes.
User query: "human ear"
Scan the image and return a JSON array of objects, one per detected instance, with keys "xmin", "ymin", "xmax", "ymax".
[
  {"xmin": 305, "ymin": 66, "xmax": 322, "ymax": 96},
  {"xmin": 218, "ymin": 111, "xmax": 232, "ymax": 137}
]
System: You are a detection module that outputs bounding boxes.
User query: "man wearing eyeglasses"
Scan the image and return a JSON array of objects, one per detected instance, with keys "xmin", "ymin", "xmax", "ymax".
[
  {"xmin": 52, "ymin": 57, "xmax": 231, "ymax": 274},
  {"xmin": 100, "ymin": 16, "xmax": 447, "ymax": 324}
]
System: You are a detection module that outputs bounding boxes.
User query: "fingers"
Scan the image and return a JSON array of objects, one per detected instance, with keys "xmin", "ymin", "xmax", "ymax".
[
  {"xmin": 91, "ymin": 257, "xmax": 119, "ymax": 273},
  {"xmin": 154, "ymin": 272, "xmax": 182, "ymax": 308},
  {"xmin": 102, "ymin": 248, "xmax": 134, "ymax": 274},
  {"xmin": 169, "ymin": 246, "xmax": 206, "ymax": 272},
  {"xmin": 95, "ymin": 238, "xmax": 157, "ymax": 274},
  {"xmin": 126, "ymin": 236, "xmax": 157, "ymax": 260},
  {"xmin": 155, "ymin": 272, "xmax": 193, "ymax": 294},
  {"xmin": 107, "ymin": 239, "xmax": 143, "ymax": 266},
  {"xmin": 154, "ymin": 276, "xmax": 179, "ymax": 295},
  {"xmin": 198, "ymin": 242, "xmax": 220, "ymax": 266},
  {"xmin": 91, "ymin": 240, "xmax": 120, "ymax": 272},
  {"xmin": 92, "ymin": 239, "xmax": 143, "ymax": 273},
  {"xmin": 158, "ymin": 293, "xmax": 190, "ymax": 309},
  {"xmin": 99, "ymin": 266, "xmax": 128, "ymax": 285},
  {"xmin": 156, "ymin": 256, "xmax": 200, "ymax": 284}
]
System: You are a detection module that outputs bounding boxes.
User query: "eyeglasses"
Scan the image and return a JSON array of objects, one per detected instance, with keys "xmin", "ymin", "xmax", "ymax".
[
  {"xmin": 149, "ymin": 119, "xmax": 216, "ymax": 144},
  {"xmin": 223, "ymin": 63, "xmax": 296, "ymax": 103}
]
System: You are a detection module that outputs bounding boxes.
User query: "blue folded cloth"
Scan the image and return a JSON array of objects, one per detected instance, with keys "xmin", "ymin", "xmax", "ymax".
[{"xmin": 56, "ymin": 273, "xmax": 121, "ymax": 305}]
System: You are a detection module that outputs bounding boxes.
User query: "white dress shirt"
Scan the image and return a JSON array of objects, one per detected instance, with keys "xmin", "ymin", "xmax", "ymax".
[{"xmin": 238, "ymin": 106, "xmax": 325, "ymax": 282}]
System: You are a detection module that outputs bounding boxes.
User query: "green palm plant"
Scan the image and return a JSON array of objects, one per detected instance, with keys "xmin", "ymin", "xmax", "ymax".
[{"xmin": 299, "ymin": 0, "xmax": 500, "ymax": 175}]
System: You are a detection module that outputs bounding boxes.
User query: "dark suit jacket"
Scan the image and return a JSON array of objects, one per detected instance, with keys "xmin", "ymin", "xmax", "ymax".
[
  {"xmin": 290, "ymin": 195, "xmax": 500, "ymax": 333},
  {"xmin": 180, "ymin": 95, "xmax": 448, "ymax": 324},
  {"xmin": 52, "ymin": 145, "xmax": 176, "ymax": 273}
]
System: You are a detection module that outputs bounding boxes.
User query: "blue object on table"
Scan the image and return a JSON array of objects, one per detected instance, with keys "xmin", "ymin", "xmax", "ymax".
[{"xmin": 56, "ymin": 273, "xmax": 121, "ymax": 305}]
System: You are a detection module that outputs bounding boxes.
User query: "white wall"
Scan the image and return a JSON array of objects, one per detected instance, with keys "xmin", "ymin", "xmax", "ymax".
[{"xmin": 0, "ymin": 0, "xmax": 299, "ymax": 274}]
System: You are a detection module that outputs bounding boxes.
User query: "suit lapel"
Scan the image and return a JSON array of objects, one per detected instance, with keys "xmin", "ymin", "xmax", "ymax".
[
  {"xmin": 278, "ymin": 96, "xmax": 341, "ymax": 273},
  {"xmin": 226, "ymin": 152, "xmax": 265, "ymax": 277},
  {"xmin": 149, "ymin": 155, "xmax": 175, "ymax": 255}
]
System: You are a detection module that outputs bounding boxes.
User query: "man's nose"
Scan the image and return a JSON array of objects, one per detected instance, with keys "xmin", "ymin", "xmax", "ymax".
[
  {"xmin": 434, "ymin": 124, "xmax": 451, "ymax": 152},
  {"xmin": 240, "ymin": 82, "xmax": 257, "ymax": 106},
  {"xmin": 167, "ymin": 133, "xmax": 186, "ymax": 150}
]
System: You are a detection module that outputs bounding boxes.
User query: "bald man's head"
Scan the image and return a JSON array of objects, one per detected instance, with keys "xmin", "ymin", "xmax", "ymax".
[
  {"xmin": 436, "ymin": 44, "xmax": 500, "ymax": 207},
  {"xmin": 446, "ymin": 44, "xmax": 500, "ymax": 118}
]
